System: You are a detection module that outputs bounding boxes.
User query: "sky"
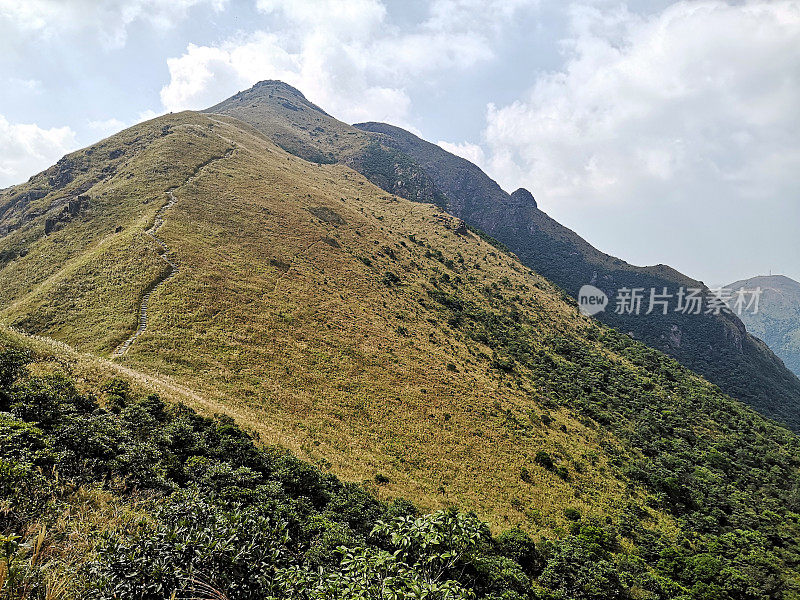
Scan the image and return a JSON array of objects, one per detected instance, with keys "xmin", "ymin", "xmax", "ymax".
[{"xmin": 0, "ymin": 0, "xmax": 798, "ymax": 285}]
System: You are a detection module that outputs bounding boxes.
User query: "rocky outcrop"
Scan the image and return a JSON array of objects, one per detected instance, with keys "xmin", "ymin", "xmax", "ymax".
[
  {"xmin": 44, "ymin": 194, "xmax": 90, "ymax": 235},
  {"xmin": 46, "ymin": 156, "xmax": 80, "ymax": 190},
  {"xmin": 510, "ymin": 187, "xmax": 537, "ymax": 209}
]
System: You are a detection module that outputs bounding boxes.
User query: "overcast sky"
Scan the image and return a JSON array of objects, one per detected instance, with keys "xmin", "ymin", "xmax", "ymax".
[{"xmin": 1, "ymin": 0, "xmax": 798, "ymax": 284}]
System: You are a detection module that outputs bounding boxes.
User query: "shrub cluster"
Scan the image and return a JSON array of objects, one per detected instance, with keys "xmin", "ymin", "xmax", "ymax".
[{"xmin": 1, "ymin": 343, "xmax": 798, "ymax": 598}]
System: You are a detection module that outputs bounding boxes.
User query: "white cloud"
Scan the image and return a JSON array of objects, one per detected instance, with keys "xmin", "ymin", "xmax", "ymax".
[
  {"xmin": 0, "ymin": 0, "xmax": 229, "ymax": 48},
  {"xmin": 481, "ymin": 1, "xmax": 800, "ymax": 210},
  {"xmin": 474, "ymin": 0, "xmax": 800, "ymax": 281},
  {"xmin": 256, "ymin": 0, "xmax": 386, "ymax": 37},
  {"xmin": 437, "ymin": 140, "xmax": 486, "ymax": 168},
  {"xmin": 0, "ymin": 114, "xmax": 77, "ymax": 187},
  {"xmin": 137, "ymin": 109, "xmax": 165, "ymax": 122},
  {"xmin": 6, "ymin": 77, "xmax": 42, "ymax": 93},
  {"xmin": 88, "ymin": 118, "xmax": 127, "ymax": 137},
  {"xmin": 424, "ymin": 0, "xmax": 539, "ymax": 33},
  {"xmin": 159, "ymin": 0, "xmax": 527, "ymax": 124}
]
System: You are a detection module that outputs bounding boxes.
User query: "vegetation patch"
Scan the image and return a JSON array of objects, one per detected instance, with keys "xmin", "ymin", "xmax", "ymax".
[{"xmin": 307, "ymin": 206, "xmax": 345, "ymax": 225}]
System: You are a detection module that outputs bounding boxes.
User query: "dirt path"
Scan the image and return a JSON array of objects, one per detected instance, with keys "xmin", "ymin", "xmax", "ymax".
[
  {"xmin": 112, "ymin": 191, "xmax": 179, "ymax": 357},
  {"xmin": 112, "ymin": 146, "xmax": 236, "ymax": 358},
  {"xmin": 4, "ymin": 325, "xmax": 221, "ymax": 416}
]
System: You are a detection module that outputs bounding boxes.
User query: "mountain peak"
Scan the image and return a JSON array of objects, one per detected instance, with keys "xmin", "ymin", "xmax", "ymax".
[
  {"xmin": 728, "ymin": 274, "xmax": 800, "ymax": 295},
  {"xmin": 250, "ymin": 79, "xmax": 308, "ymax": 99},
  {"xmin": 510, "ymin": 187, "xmax": 537, "ymax": 208},
  {"xmin": 205, "ymin": 80, "xmax": 329, "ymax": 117}
]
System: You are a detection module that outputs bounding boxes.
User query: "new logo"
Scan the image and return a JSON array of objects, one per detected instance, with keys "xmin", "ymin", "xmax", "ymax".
[{"xmin": 578, "ymin": 285, "xmax": 608, "ymax": 316}]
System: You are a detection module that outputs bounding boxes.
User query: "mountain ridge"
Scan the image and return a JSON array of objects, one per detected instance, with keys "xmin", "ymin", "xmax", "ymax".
[
  {"xmin": 201, "ymin": 80, "xmax": 800, "ymax": 430},
  {"xmin": 1, "ymin": 96, "xmax": 800, "ymax": 597}
]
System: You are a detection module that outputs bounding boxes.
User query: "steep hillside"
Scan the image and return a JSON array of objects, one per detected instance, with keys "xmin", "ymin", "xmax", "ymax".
[
  {"xmin": 728, "ymin": 275, "xmax": 800, "ymax": 378},
  {"xmin": 0, "ymin": 111, "xmax": 642, "ymax": 529},
  {"xmin": 1, "ymin": 109, "xmax": 800, "ymax": 596},
  {"xmin": 354, "ymin": 121, "xmax": 800, "ymax": 432},
  {"xmin": 1, "ymin": 329, "xmax": 795, "ymax": 599},
  {"xmin": 202, "ymin": 81, "xmax": 800, "ymax": 430},
  {"xmin": 204, "ymin": 81, "xmax": 448, "ymax": 207},
  {"xmin": 204, "ymin": 80, "xmax": 364, "ymax": 164}
]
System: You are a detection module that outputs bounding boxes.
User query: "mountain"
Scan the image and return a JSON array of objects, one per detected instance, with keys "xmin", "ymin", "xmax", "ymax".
[
  {"xmin": 351, "ymin": 123, "xmax": 800, "ymax": 431},
  {"xmin": 202, "ymin": 80, "xmax": 800, "ymax": 430},
  {"xmin": 205, "ymin": 81, "xmax": 449, "ymax": 207},
  {"xmin": 727, "ymin": 274, "xmax": 800, "ymax": 378},
  {"xmin": 0, "ymin": 110, "xmax": 687, "ymax": 529},
  {"xmin": 1, "ymin": 90, "xmax": 799, "ymax": 596}
]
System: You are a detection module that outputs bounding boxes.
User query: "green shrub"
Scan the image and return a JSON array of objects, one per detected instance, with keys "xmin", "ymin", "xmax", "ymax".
[
  {"xmin": 564, "ymin": 508, "xmax": 581, "ymax": 522},
  {"xmin": 534, "ymin": 451, "xmax": 554, "ymax": 471}
]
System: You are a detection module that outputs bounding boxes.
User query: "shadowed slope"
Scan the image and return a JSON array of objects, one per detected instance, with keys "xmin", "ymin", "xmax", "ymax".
[{"xmin": 352, "ymin": 121, "xmax": 800, "ymax": 430}]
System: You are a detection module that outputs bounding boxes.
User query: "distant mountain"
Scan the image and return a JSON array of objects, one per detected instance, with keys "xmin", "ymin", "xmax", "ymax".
[
  {"xmin": 204, "ymin": 80, "xmax": 800, "ymax": 430},
  {"xmin": 727, "ymin": 275, "xmax": 800, "ymax": 378}
]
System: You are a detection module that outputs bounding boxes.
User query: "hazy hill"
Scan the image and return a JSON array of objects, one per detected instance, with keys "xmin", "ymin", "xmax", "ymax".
[
  {"xmin": 201, "ymin": 80, "xmax": 800, "ymax": 430},
  {"xmin": 728, "ymin": 274, "xmax": 800, "ymax": 378}
]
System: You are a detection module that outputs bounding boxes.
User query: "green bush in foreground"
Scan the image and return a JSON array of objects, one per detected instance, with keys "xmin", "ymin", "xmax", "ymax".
[{"xmin": 0, "ymin": 346, "xmax": 798, "ymax": 599}]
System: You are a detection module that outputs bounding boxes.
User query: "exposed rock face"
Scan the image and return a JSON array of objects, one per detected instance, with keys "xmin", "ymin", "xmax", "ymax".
[
  {"xmin": 0, "ymin": 190, "xmax": 48, "ymax": 226},
  {"xmin": 667, "ymin": 324, "xmax": 682, "ymax": 349},
  {"xmin": 68, "ymin": 195, "xmax": 89, "ymax": 215},
  {"xmin": 46, "ymin": 156, "xmax": 79, "ymax": 190},
  {"xmin": 44, "ymin": 194, "xmax": 90, "ymax": 235},
  {"xmin": 510, "ymin": 187, "xmax": 537, "ymax": 209}
]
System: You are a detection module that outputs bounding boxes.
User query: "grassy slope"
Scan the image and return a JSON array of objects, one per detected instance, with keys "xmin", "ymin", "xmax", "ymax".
[
  {"xmin": 1, "ymin": 110, "xmax": 799, "ymax": 587},
  {"xmin": 351, "ymin": 121, "xmax": 800, "ymax": 431},
  {"xmin": 204, "ymin": 81, "xmax": 448, "ymax": 207},
  {"xmin": 0, "ymin": 115, "xmax": 234, "ymax": 352},
  {"xmin": 128, "ymin": 115, "xmax": 643, "ymax": 532},
  {"xmin": 0, "ymin": 112, "xmax": 639, "ymax": 534},
  {"xmin": 200, "ymin": 81, "xmax": 800, "ymax": 431},
  {"xmin": 204, "ymin": 80, "xmax": 369, "ymax": 163}
]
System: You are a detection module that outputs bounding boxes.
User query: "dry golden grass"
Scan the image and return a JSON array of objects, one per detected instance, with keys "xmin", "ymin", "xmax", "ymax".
[
  {"xmin": 0, "ymin": 115, "xmax": 233, "ymax": 351},
  {"xmin": 0, "ymin": 113, "xmax": 676, "ymax": 537}
]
